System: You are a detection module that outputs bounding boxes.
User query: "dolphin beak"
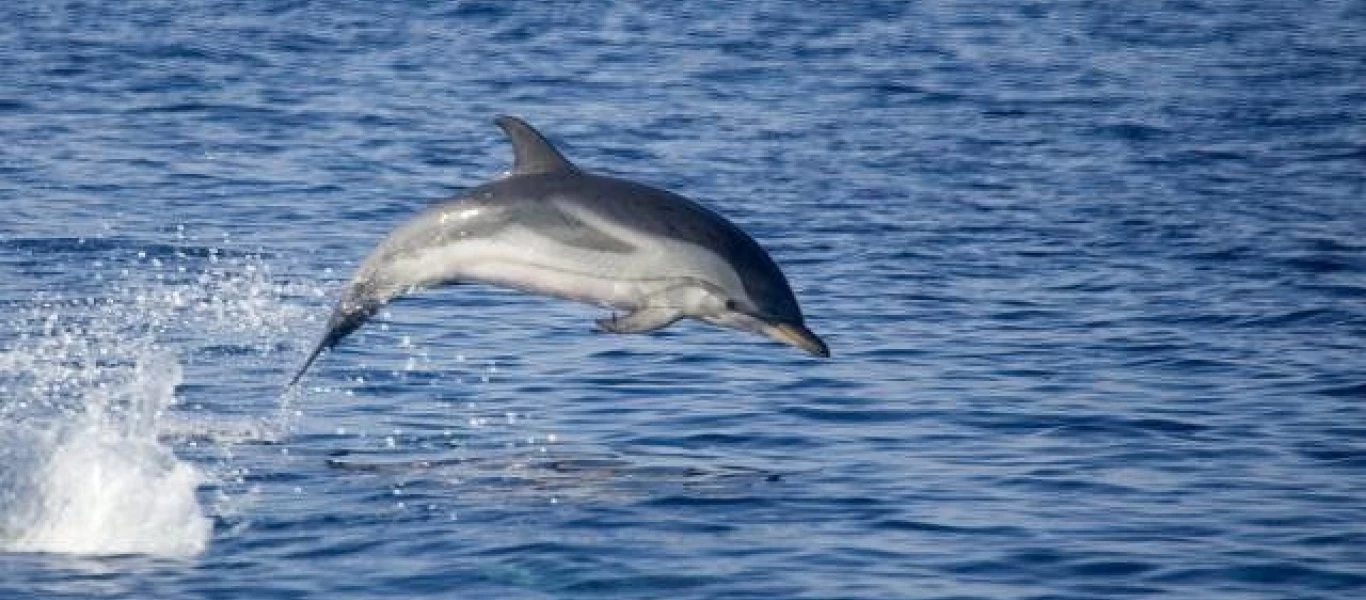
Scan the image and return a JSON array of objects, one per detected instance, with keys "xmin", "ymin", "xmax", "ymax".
[{"xmin": 764, "ymin": 322, "xmax": 830, "ymax": 358}]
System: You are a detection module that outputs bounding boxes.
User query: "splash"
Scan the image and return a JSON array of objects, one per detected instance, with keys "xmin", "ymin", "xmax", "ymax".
[
  {"xmin": 0, "ymin": 323, "xmax": 210, "ymax": 559},
  {"xmin": 0, "ymin": 241, "xmax": 315, "ymax": 559},
  {"xmin": 0, "ymin": 356, "xmax": 210, "ymax": 558}
]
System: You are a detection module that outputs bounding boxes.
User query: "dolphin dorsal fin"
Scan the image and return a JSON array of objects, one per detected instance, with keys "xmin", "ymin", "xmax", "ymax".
[{"xmin": 494, "ymin": 115, "xmax": 578, "ymax": 175}]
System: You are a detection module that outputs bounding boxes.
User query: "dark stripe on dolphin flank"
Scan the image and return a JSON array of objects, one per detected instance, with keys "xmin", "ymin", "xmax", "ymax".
[{"xmin": 445, "ymin": 172, "xmax": 802, "ymax": 322}]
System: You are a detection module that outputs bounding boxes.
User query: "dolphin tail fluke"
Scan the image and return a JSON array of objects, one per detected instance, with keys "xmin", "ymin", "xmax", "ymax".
[
  {"xmin": 284, "ymin": 301, "xmax": 376, "ymax": 390},
  {"xmin": 285, "ymin": 339, "xmax": 329, "ymax": 390}
]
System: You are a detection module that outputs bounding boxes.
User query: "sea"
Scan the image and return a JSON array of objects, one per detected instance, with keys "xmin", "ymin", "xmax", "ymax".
[{"xmin": 1, "ymin": 1, "xmax": 1364, "ymax": 598}]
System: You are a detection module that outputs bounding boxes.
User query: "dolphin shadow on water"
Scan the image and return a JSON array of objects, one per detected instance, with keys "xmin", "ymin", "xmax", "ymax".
[{"xmin": 287, "ymin": 116, "xmax": 827, "ymax": 388}]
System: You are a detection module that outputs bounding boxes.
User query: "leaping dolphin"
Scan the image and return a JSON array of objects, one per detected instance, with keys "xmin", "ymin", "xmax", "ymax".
[{"xmin": 287, "ymin": 115, "xmax": 827, "ymax": 387}]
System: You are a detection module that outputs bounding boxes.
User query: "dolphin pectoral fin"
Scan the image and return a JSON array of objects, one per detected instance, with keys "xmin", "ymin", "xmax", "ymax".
[{"xmin": 595, "ymin": 308, "xmax": 684, "ymax": 334}]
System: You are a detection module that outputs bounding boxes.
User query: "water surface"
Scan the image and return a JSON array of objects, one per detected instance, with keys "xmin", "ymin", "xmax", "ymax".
[{"xmin": 1, "ymin": 1, "xmax": 1364, "ymax": 598}]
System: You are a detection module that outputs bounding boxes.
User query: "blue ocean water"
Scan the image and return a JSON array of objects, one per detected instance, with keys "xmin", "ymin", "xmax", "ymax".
[{"xmin": 2, "ymin": 1, "xmax": 1364, "ymax": 598}]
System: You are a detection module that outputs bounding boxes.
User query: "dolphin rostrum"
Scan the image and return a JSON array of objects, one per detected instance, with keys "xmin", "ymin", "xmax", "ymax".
[{"xmin": 287, "ymin": 115, "xmax": 827, "ymax": 387}]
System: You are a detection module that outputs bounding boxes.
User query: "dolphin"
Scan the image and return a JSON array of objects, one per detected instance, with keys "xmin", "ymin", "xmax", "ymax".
[{"xmin": 287, "ymin": 115, "xmax": 827, "ymax": 387}]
